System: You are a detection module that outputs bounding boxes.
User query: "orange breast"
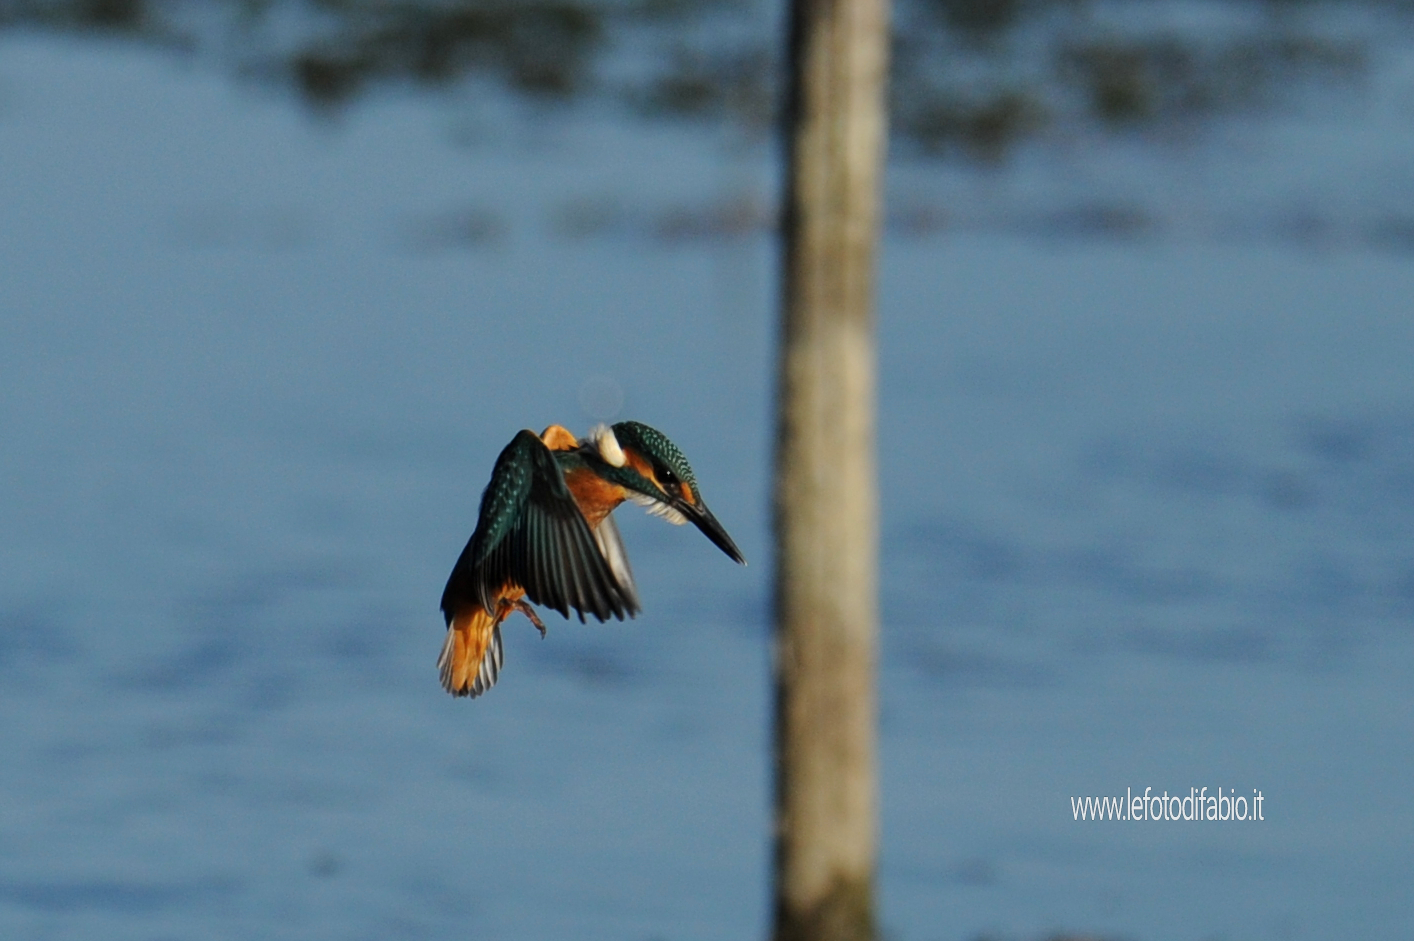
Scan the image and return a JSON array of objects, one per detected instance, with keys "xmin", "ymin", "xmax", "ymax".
[{"xmin": 564, "ymin": 466, "xmax": 629, "ymax": 528}]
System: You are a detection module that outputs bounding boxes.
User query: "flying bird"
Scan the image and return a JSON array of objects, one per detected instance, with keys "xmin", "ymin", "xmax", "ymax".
[{"xmin": 438, "ymin": 421, "xmax": 746, "ymax": 697}]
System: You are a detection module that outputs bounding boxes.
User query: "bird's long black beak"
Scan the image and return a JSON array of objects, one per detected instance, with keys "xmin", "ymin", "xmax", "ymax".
[{"xmin": 677, "ymin": 498, "xmax": 746, "ymax": 565}]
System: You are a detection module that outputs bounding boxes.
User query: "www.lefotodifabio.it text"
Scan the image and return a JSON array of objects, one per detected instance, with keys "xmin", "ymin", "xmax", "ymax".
[{"xmin": 1071, "ymin": 788, "xmax": 1264, "ymax": 821}]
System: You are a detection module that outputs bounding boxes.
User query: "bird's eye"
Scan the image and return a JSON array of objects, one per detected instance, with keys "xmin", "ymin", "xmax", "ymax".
[{"xmin": 658, "ymin": 466, "xmax": 677, "ymax": 485}]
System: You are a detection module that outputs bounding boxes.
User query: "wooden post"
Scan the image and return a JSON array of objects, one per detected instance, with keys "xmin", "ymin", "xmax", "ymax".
[{"xmin": 772, "ymin": 0, "xmax": 889, "ymax": 937}]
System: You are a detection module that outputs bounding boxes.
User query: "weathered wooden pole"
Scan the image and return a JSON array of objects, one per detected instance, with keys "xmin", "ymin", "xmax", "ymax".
[{"xmin": 771, "ymin": 0, "xmax": 889, "ymax": 936}]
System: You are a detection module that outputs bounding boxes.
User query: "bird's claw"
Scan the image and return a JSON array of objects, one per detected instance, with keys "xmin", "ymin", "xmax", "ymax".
[{"xmin": 516, "ymin": 601, "xmax": 548, "ymax": 638}]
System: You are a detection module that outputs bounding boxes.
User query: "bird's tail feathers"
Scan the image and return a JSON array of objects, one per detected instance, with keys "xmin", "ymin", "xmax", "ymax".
[{"xmin": 438, "ymin": 607, "xmax": 504, "ymax": 697}]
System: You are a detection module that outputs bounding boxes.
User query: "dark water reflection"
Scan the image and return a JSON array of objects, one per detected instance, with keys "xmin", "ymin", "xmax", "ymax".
[
  {"xmin": 1, "ymin": 0, "xmax": 1398, "ymax": 157},
  {"xmin": 0, "ymin": 876, "xmax": 237, "ymax": 913}
]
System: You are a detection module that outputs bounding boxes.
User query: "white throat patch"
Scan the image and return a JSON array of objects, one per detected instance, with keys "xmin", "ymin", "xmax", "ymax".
[{"xmin": 591, "ymin": 424, "xmax": 627, "ymax": 468}]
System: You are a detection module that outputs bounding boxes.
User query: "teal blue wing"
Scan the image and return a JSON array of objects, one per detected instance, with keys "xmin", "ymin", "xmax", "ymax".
[{"xmin": 441, "ymin": 430, "xmax": 636, "ymax": 624}]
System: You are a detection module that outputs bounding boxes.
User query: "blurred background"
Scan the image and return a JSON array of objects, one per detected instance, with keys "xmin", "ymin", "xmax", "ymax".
[{"xmin": 1, "ymin": 0, "xmax": 1412, "ymax": 938}]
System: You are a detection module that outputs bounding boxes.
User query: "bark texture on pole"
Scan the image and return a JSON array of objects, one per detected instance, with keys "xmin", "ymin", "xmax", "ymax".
[{"xmin": 772, "ymin": 0, "xmax": 889, "ymax": 938}]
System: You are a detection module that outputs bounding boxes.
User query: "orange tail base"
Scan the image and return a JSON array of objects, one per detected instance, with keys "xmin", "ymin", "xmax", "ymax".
[{"xmin": 438, "ymin": 593, "xmax": 544, "ymax": 697}]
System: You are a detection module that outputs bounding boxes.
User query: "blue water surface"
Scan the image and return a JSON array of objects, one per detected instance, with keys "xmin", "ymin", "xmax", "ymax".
[{"xmin": 1, "ymin": 24, "xmax": 1412, "ymax": 941}]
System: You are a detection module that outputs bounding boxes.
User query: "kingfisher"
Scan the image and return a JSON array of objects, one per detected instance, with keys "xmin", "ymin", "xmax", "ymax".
[{"xmin": 438, "ymin": 420, "xmax": 746, "ymax": 697}]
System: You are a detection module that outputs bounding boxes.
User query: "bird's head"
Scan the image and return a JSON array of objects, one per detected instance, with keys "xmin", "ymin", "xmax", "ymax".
[{"xmin": 588, "ymin": 421, "xmax": 746, "ymax": 565}]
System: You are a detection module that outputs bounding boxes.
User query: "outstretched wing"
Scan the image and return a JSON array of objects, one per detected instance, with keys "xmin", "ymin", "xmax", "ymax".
[
  {"xmin": 592, "ymin": 512, "xmax": 640, "ymax": 614},
  {"xmin": 441, "ymin": 429, "xmax": 635, "ymax": 624}
]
